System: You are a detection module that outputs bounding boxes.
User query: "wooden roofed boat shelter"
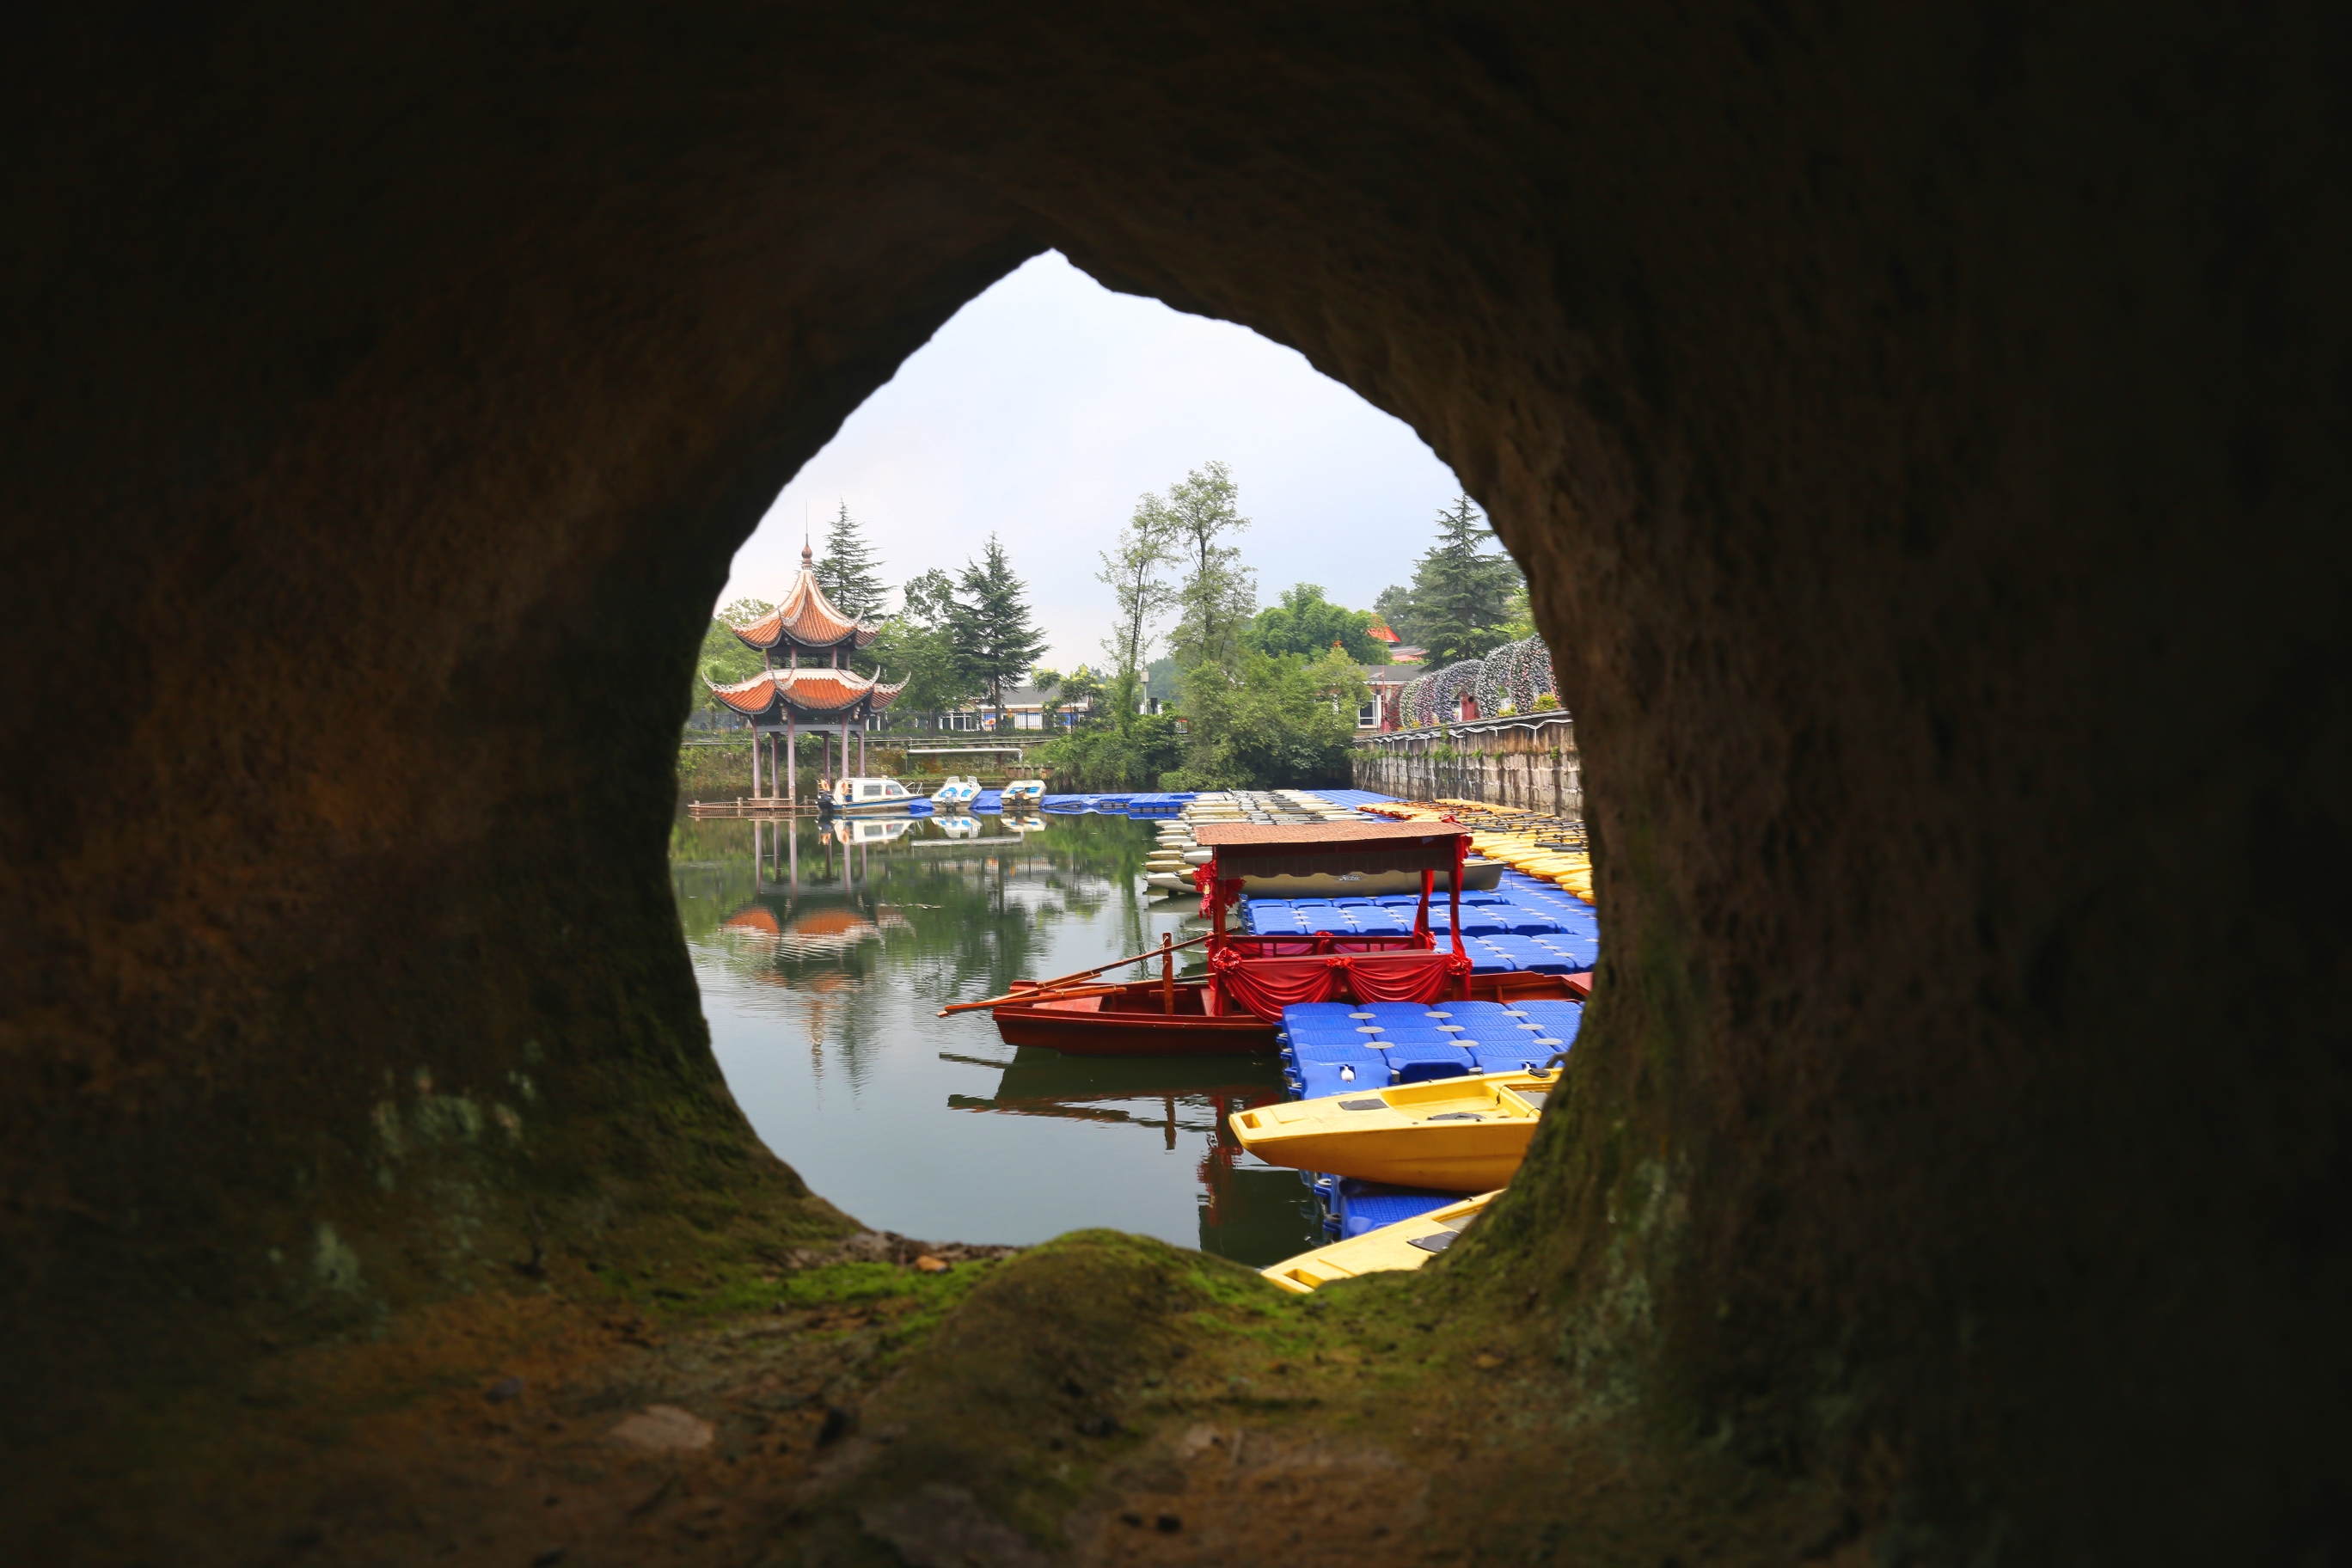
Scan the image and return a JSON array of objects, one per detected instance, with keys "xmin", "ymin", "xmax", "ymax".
[
  {"xmin": 1195, "ymin": 820, "xmax": 1473, "ymax": 1014},
  {"xmin": 980, "ymin": 817, "xmax": 1587, "ymax": 1056},
  {"xmin": 705, "ymin": 542, "xmax": 905, "ymax": 804}
]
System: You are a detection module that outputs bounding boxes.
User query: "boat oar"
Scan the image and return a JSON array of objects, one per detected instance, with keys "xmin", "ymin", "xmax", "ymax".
[{"xmin": 938, "ymin": 934, "xmax": 1211, "ymax": 1015}]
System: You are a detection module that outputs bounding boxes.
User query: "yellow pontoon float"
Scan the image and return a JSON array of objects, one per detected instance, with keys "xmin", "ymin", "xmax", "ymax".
[
  {"xmin": 1259, "ymin": 1191, "xmax": 1498, "ymax": 1294},
  {"xmin": 1228, "ymin": 1070, "xmax": 1553, "ymax": 1191}
]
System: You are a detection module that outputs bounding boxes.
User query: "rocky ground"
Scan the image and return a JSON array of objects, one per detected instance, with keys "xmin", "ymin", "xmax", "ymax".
[{"xmin": 43, "ymin": 1228, "xmax": 1854, "ymax": 1567}]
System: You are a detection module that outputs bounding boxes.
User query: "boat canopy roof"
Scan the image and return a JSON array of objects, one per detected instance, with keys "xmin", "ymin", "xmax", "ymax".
[{"xmin": 1194, "ymin": 820, "xmax": 1467, "ymax": 878}]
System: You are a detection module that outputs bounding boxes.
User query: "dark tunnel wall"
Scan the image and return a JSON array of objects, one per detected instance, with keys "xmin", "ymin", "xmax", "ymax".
[{"xmin": 3, "ymin": 3, "xmax": 2347, "ymax": 1559}]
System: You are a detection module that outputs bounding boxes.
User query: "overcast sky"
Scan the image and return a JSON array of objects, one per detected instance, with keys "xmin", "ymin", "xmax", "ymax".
[{"xmin": 720, "ymin": 252, "xmax": 1463, "ymax": 671}]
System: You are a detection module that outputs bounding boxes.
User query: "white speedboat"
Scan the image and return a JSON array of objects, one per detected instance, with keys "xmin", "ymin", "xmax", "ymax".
[
  {"xmin": 1001, "ymin": 778, "xmax": 1046, "ymax": 810},
  {"xmin": 930, "ymin": 775, "xmax": 982, "ymax": 808},
  {"xmin": 819, "ymin": 775, "xmax": 918, "ymax": 815}
]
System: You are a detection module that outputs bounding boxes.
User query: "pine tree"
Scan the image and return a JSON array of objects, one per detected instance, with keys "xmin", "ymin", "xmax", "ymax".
[
  {"xmin": 949, "ymin": 534, "xmax": 1047, "ymax": 726},
  {"xmin": 866, "ymin": 568, "xmax": 971, "ymax": 713},
  {"xmin": 1372, "ymin": 584, "xmax": 1420, "ymax": 650},
  {"xmin": 1409, "ymin": 493, "xmax": 1522, "ymax": 665},
  {"xmin": 815, "ymin": 500, "xmax": 889, "ymax": 618}
]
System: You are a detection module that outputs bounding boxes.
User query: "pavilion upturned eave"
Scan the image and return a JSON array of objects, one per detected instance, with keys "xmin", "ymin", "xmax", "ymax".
[
  {"xmin": 724, "ymin": 542, "xmax": 885, "ymax": 653},
  {"xmin": 706, "ymin": 666, "xmax": 906, "ymax": 726}
]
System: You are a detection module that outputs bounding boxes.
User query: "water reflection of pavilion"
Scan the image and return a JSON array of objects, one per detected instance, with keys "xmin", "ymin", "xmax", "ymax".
[
  {"xmin": 946, "ymin": 1047, "xmax": 1305, "ymax": 1264},
  {"xmin": 719, "ymin": 900, "xmax": 908, "ymax": 962}
]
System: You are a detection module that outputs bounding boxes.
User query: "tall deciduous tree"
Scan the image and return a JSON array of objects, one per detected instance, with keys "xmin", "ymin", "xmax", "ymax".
[
  {"xmin": 949, "ymin": 534, "xmax": 1046, "ymax": 727},
  {"xmin": 1406, "ymin": 493, "xmax": 1522, "ymax": 665},
  {"xmin": 1140, "ymin": 462, "xmax": 1255, "ymax": 673},
  {"xmin": 814, "ymin": 500, "xmax": 888, "ymax": 619},
  {"xmin": 1096, "ymin": 504, "xmax": 1179, "ymax": 731}
]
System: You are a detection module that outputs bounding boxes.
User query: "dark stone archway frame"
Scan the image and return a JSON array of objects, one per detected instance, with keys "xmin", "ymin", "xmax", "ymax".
[{"xmin": 3, "ymin": 5, "xmax": 2345, "ymax": 1560}]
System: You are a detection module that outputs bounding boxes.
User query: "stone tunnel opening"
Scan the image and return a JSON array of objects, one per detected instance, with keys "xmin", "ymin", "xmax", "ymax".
[{"xmin": 4, "ymin": 8, "xmax": 2344, "ymax": 1564}]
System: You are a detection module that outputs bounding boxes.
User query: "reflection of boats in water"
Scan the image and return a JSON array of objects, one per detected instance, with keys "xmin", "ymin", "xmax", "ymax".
[
  {"xmin": 934, "ymin": 813, "xmax": 983, "ymax": 839},
  {"xmin": 720, "ymin": 898, "xmax": 903, "ymax": 960},
  {"xmin": 992, "ymin": 1048, "xmax": 1280, "ymax": 1103},
  {"xmin": 830, "ymin": 814, "xmax": 922, "ymax": 847},
  {"xmin": 946, "ymin": 1046, "xmax": 1306, "ymax": 1263},
  {"xmin": 1005, "ymin": 813, "xmax": 1053, "ymax": 834}
]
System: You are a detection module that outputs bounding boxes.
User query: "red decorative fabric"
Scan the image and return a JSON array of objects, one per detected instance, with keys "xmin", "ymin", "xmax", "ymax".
[
  {"xmin": 1210, "ymin": 949, "xmax": 1342, "ymax": 1020},
  {"xmin": 1225, "ymin": 935, "xmax": 1325, "ymax": 959},
  {"xmin": 1327, "ymin": 934, "xmax": 1430, "ymax": 955},
  {"xmin": 1343, "ymin": 951, "xmax": 1467, "ymax": 1004},
  {"xmin": 1197, "ymin": 866, "xmax": 1243, "ymax": 921},
  {"xmin": 1448, "ymin": 836, "xmax": 1468, "ymax": 996}
]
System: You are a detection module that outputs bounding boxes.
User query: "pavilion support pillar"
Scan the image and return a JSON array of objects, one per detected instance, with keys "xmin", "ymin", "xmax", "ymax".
[
  {"xmin": 750, "ymin": 727, "xmax": 763, "ymax": 799},
  {"xmin": 786, "ymin": 712, "xmax": 796, "ymax": 804}
]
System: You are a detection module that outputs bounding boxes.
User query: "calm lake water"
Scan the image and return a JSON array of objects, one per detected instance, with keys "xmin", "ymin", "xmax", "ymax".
[{"xmin": 670, "ymin": 811, "xmax": 1323, "ymax": 1266}]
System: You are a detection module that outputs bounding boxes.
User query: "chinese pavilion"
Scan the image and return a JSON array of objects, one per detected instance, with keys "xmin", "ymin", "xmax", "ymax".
[{"xmin": 707, "ymin": 543, "xmax": 906, "ymax": 803}]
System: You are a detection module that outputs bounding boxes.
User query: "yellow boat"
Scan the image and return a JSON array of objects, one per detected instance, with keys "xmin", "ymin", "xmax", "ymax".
[
  {"xmin": 1228, "ymin": 1071, "xmax": 1553, "ymax": 1191},
  {"xmin": 1260, "ymin": 1190, "xmax": 1498, "ymax": 1294}
]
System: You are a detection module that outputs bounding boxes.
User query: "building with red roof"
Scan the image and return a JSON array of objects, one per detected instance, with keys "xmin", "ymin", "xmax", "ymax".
[{"xmin": 707, "ymin": 542, "xmax": 903, "ymax": 800}]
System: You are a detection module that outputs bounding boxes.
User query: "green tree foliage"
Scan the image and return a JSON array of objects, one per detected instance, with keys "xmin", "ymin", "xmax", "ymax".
[
  {"xmin": 1498, "ymin": 577, "xmax": 1538, "ymax": 644},
  {"xmin": 1096, "ymin": 504, "xmax": 1179, "ymax": 731},
  {"xmin": 1138, "ymin": 462, "xmax": 1255, "ymax": 673},
  {"xmin": 1246, "ymin": 582, "xmax": 1392, "ymax": 664},
  {"xmin": 1161, "ymin": 646, "xmax": 1369, "ymax": 791},
  {"xmin": 687, "ymin": 597, "xmax": 775, "ymax": 723},
  {"xmin": 1029, "ymin": 666, "xmax": 1063, "ymax": 730},
  {"xmin": 1401, "ymin": 493, "xmax": 1522, "ymax": 665},
  {"xmin": 1372, "ymin": 583, "xmax": 1420, "ymax": 650},
  {"xmin": 1059, "ymin": 665, "xmax": 1106, "ymax": 720},
  {"xmin": 814, "ymin": 501, "xmax": 889, "ymax": 619},
  {"xmin": 867, "ymin": 568, "xmax": 971, "ymax": 713},
  {"xmin": 1038, "ymin": 712, "xmax": 1187, "ymax": 791},
  {"xmin": 948, "ymin": 534, "xmax": 1047, "ymax": 725}
]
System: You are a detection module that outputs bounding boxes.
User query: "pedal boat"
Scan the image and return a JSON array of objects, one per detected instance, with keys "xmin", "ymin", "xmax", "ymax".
[
  {"xmin": 929, "ymin": 775, "xmax": 982, "ymax": 808},
  {"xmin": 1259, "ymin": 1190, "xmax": 1498, "ymax": 1295},
  {"xmin": 1228, "ymin": 1070, "xmax": 1553, "ymax": 1191}
]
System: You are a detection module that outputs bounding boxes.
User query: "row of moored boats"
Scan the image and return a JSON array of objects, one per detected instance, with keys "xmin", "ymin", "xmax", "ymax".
[{"xmin": 966, "ymin": 791, "xmax": 1600, "ymax": 1295}]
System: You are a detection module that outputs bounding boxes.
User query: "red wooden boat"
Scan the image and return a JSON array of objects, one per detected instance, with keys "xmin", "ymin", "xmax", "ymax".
[{"xmin": 986, "ymin": 820, "xmax": 1590, "ymax": 1057}]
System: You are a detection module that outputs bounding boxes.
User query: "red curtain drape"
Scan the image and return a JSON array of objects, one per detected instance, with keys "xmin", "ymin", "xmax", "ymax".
[
  {"xmin": 1226, "ymin": 935, "xmax": 1325, "ymax": 959},
  {"xmin": 1210, "ymin": 949, "xmax": 1343, "ymax": 1020},
  {"xmin": 1327, "ymin": 934, "xmax": 1429, "ymax": 955},
  {"xmin": 1343, "ymin": 951, "xmax": 1467, "ymax": 1004}
]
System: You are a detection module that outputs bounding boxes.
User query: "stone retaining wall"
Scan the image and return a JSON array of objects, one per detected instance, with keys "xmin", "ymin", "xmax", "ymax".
[{"xmin": 1351, "ymin": 716, "xmax": 1582, "ymax": 817}]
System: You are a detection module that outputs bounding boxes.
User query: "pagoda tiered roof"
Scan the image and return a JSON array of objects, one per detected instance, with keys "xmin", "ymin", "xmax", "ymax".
[
  {"xmin": 726, "ymin": 543, "xmax": 883, "ymax": 652},
  {"xmin": 707, "ymin": 665, "xmax": 908, "ymax": 721}
]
